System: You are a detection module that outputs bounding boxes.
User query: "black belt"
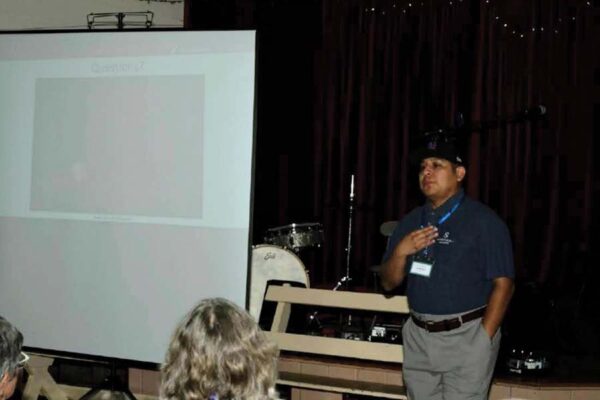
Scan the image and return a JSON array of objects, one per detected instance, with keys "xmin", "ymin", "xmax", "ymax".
[{"xmin": 411, "ymin": 307, "xmax": 486, "ymax": 333}]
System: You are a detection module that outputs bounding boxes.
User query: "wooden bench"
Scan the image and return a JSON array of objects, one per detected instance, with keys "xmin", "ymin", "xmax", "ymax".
[{"xmin": 264, "ymin": 285, "xmax": 409, "ymax": 399}]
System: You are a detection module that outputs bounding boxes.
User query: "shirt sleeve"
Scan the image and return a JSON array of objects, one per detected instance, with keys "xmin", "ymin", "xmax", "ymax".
[{"xmin": 481, "ymin": 214, "xmax": 515, "ymax": 280}]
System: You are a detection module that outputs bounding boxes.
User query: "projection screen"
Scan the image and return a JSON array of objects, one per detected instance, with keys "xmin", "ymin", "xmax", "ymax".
[{"xmin": 0, "ymin": 31, "xmax": 256, "ymax": 363}]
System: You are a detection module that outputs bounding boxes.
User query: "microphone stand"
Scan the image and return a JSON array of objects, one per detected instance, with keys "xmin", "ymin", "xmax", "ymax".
[{"xmin": 420, "ymin": 105, "xmax": 547, "ymax": 139}]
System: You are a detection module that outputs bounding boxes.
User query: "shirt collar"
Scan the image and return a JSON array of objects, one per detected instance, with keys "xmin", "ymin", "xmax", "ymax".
[{"xmin": 424, "ymin": 188, "xmax": 465, "ymax": 216}]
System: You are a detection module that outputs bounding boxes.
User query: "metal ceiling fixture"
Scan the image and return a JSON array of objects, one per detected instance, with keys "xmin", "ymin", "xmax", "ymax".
[{"xmin": 87, "ymin": 11, "xmax": 154, "ymax": 29}]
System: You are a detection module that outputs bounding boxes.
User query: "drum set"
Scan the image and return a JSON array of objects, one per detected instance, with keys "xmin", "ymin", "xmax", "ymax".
[
  {"xmin": 249, "ymin": 221, "xmax": 402, "ymax": 342},
  {"xmin": 249, "ymin": 175, "xmax": 396, "ymax": 340},
  {"xmin": 249, "ymin": 222, "xmax": 323, "ymax": 321}
]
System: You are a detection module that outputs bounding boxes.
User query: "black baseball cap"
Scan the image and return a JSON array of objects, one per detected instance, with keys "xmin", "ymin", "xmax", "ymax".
[{"xmin": 410, "ymin": 134, "xmax": 465, "ymax": 165}]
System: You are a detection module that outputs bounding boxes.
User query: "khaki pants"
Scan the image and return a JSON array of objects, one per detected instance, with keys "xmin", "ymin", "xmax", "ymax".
[{"xmin": 402, "ymin": 310, "xmax": 501, "ymax": 400}]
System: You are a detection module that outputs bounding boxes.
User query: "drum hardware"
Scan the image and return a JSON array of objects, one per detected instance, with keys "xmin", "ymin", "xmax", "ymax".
[
  {"xmin": 328, "ymin": 174, "xmax": 356, "ymax": 336},
  {"xmin": 306, "ymin": 274, "xmax": 353, "ymax": 334},
  {"xmin": 307, "ymin": 175, "xmax": 357, "ymax": 334},
  {"xmin": 332, "ymin": 275, "xmax": 351, "ymax": 291},
  {"xmin": 335, "ymin": 173, "xmax": 355, "ymax": 290},
  {"xmin": 340, "ymin": 322, "xmax": 365, "ymax": 341},
  {"xmin": 339, "ymin": 311, "xmax": 366, "ymax": 341},
  {"xmin": 306, "ymin": 311, "xmax": 323, "ymax": 335}
]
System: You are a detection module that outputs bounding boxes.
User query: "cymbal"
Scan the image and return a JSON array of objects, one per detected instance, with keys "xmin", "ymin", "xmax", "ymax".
[
  {"xmin": 369, "ymin": 264, "xmax": 382, "ymax": 273},
  {"xmin": 380, "ymin": 221, "xmax": 397, "ymax": 237}
]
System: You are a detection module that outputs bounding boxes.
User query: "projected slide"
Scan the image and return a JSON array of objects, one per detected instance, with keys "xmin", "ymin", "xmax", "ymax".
[
  {"xmin": 31, "ymin": 75, "xmax": 205, "ymax": 220},
  {"xmin": 0, "ymin": 31, "xmax": 255, "ymax": 363}
]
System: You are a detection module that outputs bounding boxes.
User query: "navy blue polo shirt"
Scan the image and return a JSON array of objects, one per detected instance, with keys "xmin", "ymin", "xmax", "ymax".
[{"xmin": 383, "ymin": 189, "xmax": 514, "ymax": 314}]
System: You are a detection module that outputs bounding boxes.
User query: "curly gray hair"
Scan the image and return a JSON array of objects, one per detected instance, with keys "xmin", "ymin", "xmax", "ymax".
[
  {"xmin": 0, "ymin": 317, "xmax": 23, "ymax": 380},
  {"xmin": 160, "ymin": 298, "xmax": 280, "ymax": 400}
]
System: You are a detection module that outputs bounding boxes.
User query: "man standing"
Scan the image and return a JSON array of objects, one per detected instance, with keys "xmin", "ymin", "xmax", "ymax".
[
  {"xmin": 380, "ymin": 136, "xmax": 514, "ymax": 400},
  {"xmin": 0, "ymin": 317, "xmax": 25, "ymax": 400}
]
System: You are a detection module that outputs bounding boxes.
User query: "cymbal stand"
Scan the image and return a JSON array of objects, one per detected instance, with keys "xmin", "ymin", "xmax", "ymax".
[
  {"xmin": 306, "ymin": 275, "xmax": 351, "ymax": 333},
  {"xmin": 338, "ymin": 174, "xmax": 356, "ymax": 332},
  {"xmin": 334, "ymin": 173, "xmax": 354, "ymax": 290},
  {"xmin": 332, "ymin": 275, "xmax": 351, "ymax": 291},
  {"xmin": 306, "ymin": 175, "xmax": 356, "ymax": 335}
]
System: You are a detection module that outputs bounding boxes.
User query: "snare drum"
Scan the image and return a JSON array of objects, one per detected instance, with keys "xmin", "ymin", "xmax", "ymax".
[
  {"xmin": 264, "ymin": 222, "xmax": 324, "ymax": 251},
  {"xmin": 249, "ymin": 244, "xmax": 310, "ymax": 321}
]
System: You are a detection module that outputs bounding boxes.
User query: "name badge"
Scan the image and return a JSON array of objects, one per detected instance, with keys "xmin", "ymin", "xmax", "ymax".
[{"xmin": 410, "ymin": 259, "xmax": 433, "ymax": 277}]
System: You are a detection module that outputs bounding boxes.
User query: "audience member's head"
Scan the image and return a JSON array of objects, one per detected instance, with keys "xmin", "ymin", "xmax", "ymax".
[
  {"xmin": 160, "ymin": 298, "xmax": 279, "ymax": 400},
  {"xmin": 0, "ymin": 317, "xmax": 24, "ymax": 400}
]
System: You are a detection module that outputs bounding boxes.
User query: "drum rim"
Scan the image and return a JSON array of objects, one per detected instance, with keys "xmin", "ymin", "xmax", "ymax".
[
  {"xmin": 251, "ymin": 243, "xmax": 305, "ymax": 263},
  {"xmin": 266, "ymin": 222, "xmax": 323, "ymax": 231}
]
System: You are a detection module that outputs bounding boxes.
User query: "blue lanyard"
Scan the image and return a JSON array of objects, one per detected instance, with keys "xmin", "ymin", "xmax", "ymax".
[{"xmin": 421, "ymin": 194, "xmax": 465, "ymax": 228}]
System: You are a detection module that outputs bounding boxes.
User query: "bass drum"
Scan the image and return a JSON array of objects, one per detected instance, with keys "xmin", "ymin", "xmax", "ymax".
[{"xmin": 249, "ymin": 244, "xmax": 310, "ymax": 321}]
